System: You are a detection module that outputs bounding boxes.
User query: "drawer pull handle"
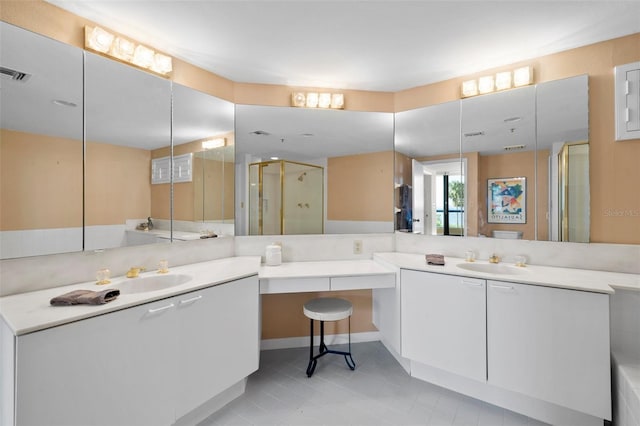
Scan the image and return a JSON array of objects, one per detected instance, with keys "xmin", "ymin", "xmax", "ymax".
[
  {"xmin": 461, "ymin": 280, "xmax": 483, "ymax": 287},
  {"xmin": 180, "ymin": 295, "xmax": 203, "ymax": 305},
  {"xmin": 490, "ymin": 284, "xmax": 514, "ymax": 291},
  {"xmin": 147, "ymin": 303, "xmax": 175, "ymax": 313}
]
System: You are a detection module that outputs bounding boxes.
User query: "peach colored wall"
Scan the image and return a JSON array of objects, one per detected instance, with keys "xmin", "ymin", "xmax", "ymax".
[
  {"xmin": 327, "ymin": 151, "xmax": 394, "ymax": 222},
  {"xmin": 85, "ymin": 141, "xmax": 151, "ymax": 226},
  {"xmin": 261, "ymin": 290, "xmax": 376, "ymax": 340},
  {"xmin": 0, "ymin": 129, "xmax": 83, "ymax": 230}
]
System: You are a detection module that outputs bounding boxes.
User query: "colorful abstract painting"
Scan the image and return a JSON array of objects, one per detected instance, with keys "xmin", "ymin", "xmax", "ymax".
[{"xmin": 488, "ymin": 177, "xmax": 526, "ymax": 223}]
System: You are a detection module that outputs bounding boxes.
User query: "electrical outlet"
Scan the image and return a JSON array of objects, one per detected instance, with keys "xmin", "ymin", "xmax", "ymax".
[{"xmin": 353, "ymin": 240, "xmax": 363, "ymax": 254}]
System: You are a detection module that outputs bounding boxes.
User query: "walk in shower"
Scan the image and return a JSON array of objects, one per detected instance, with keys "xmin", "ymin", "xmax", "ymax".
[{"xmin": 248, "ymin": 160, "xmax": 324, "ymax": 235}]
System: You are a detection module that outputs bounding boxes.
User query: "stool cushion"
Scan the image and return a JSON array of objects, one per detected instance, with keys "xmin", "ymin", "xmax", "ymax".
[{"xmin": 303, "ymin": 297, "xmax": 353, "ymax": 321}]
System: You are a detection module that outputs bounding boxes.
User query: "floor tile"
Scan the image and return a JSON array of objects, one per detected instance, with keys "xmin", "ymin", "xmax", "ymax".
[{"xmin": 197, "ymin": 342, "xmax": 549, "ymax": 426}]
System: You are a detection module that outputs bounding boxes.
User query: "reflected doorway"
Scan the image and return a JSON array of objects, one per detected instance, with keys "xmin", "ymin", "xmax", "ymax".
[{"xmin": 412, "ymin": 160, "xmax": 465, "ymax": 236}]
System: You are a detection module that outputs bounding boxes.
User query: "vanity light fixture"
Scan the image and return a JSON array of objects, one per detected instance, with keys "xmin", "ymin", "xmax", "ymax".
[
  {"xmin": 84, "ymin": 26, "xmax": 173, "ymax": 77},
  {"xmin": 201, "ymin": 138, "xmax": 226, "ymax": 150},
  {"xmin": 513, "ymin": 66, "xmax": 533, "ymax": 87},
  {"xmin": 461, "ymin": 80, "xmax": 478, "ymax": 97},
  {"xmin": 461, "ymin": 65, "xmax": 534, "ymax": 98},
  {"xmin": 478, "ymin": 75, "xmax": 495, "ymax": 94},
  {"xmin": 291, "ymin": 92, "xmax": 345, "ymax": 109},
  {"xmin": 495, "ymin": 71, "xmax": 512, "ymax": 91}
]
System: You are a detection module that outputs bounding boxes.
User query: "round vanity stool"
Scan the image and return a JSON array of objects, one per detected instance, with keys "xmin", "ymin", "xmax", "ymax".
[{"xmin": 303, "ymin": 297, "xmax": 356, "ymax": 377}]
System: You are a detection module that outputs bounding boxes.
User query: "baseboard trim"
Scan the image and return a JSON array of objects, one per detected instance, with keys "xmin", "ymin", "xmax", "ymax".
[{"xmin": 260, "ymin": 331, "xmax": 381, "ymax": 351}]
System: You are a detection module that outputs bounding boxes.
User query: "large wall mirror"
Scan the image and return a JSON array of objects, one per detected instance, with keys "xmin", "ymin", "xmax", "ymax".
[
  {"xmin": 1, "ymin": 22, "xmax": 84, "ymax": 259},
  {"xmin": 395, "ymin": 75, "xmax": 589, "ymax": 243},
  {"xmin": 172, "ymin": 83, "xmax": 235, "ymax": 238},
  {"xmin": 234, "ymin": 105, "xmax": 395, "ymax": 235},
  {"xmin": 85, "ymin": 52, "xmax": 172, "ymax": 251}
]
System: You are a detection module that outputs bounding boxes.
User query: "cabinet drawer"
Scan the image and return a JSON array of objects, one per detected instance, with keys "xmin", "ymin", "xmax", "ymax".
[
  {"xmin": 259, "ymin": 277, "xmax": 330, "ymax": 294},
  {"xmin": 331, "ymin": 274, "xmax": 395, "ymax": 291}
]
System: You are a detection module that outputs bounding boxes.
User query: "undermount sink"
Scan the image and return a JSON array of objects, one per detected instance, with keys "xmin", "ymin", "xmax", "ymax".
[
  {"xmin": 456, "ymin": 262, "xmax": 530, "ymax": 275},
  {"xmin": 117, "ymin": 273, "xmax": 192, "ymax": 294}
]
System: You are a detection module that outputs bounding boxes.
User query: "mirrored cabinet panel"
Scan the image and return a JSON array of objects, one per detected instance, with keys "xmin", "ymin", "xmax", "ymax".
[
  {"xmin": 235, "ymin": 105, "xmax": 395, "ymax": 235},
  {"xmin": 394, "ymin": 101, "xmax": 461, "ymax": 235},
  {"xmin": 172, "ymin": 83, "xmax": 235, "ymax": 239},
  {"xmin": 84, "ymin": 52, "xmax": 172, "ymax": 250},
  {"xmin": 462, "ymin": 85, "xmax": 537, "ymax": 240},
  {"xmin": 0, "ymin": 22, "xmax": 84, "ymax": 259},
  {"xmin": 536, "ymin": 75, "xmax": 589, "ymax": 242}
]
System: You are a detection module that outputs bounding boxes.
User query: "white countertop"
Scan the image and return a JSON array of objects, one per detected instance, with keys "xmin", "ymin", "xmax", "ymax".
[
  {"xmin": 259, "ymin": 259, "xmax": 395, "ymax": 279},
  {"xmin": 3, "ymin": 253, "xmax": 638, "ymax": 337},
  {"xmin": 374, "ymin": 252, "xmax": 639, "ymax": 294},
  {"xmin": 0, "ymin": 256, "xmax": 261, "ymax": 336}
]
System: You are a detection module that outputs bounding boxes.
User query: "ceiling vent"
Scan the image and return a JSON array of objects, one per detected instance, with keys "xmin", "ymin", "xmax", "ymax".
[
  {"xmin": 464, "ymin": 131, "xmax": 485, "ymax": 137},
  {"xmin": 503, "ymin": 144, "xmax": 526, "ymax": 151},
  {"xmin": 251, "ymin": 130, "xmax": 271, "ymax": 136},
  {"xmin": 0, "ymin": 66, "xmax": 32, "ymax": 83}
]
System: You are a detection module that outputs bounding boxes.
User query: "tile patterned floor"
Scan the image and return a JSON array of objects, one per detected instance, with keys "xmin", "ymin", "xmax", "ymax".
[{"xmin": 198, "ymin": 341, "xmax": 550, "ymax": 426}]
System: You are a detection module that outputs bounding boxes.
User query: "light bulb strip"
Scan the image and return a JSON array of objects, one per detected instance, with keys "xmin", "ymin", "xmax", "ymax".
[
  {"xmin": 291, "ymin": 92, "xmax": 345, "ymax": 109},
  {"xmin": 461, "ymin": 66, "xmax": 533, "ymax": 98},
  {"xmin": 84, "ymin": 26, "xmax": 173, "ymax": 77}
]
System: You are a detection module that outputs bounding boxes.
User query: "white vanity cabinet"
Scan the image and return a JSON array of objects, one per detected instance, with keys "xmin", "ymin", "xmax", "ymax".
[
  {"xmin": 401, "ymin": 270, "xmax": 486, "ymax": 381},
  {"xmin": 15, "ymin": 297, "xmax": 177, "ymax": 426},
  {"xmin": 486, "ymin": 280, "xmax": 611, "ymax": 420},
  {"xmin": 11, "ymin": 275, "xmax": 259, "ymax": 426},
  {"xmin": 175, "ymin": 276, "xmax": 259, "ymax": 419}
]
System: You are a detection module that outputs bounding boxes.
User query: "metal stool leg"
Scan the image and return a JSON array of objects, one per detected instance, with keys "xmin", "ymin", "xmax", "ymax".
[
  {"xmin": 344, "ymin": 315, "xmax": 355, "ymax": 370},
  {"xmin": 306, "ymin": 318, "xmax": 317, "ymax": 377}
]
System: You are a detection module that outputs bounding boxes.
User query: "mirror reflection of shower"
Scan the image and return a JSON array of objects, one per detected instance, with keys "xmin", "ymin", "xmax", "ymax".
[
  {"xmin": 550, "ymin": 141, "xmax": 589, "ymax": 242},
  {"xmin": 248, "ymin": 160, "xmax": 323, "ymax": 235}
]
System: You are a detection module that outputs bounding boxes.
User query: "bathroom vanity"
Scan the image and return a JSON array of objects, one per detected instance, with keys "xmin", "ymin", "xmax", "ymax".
[
  {"xmin": 1, "ymin": 252, "xmax": 637, "ymax": 426},
  {"xmin": 372, "ymin": 252, "xmax": 623, "ymax": 426},
  {"xmin": 0, "ymin": 257, "xmax": 261, "ymax": 426}
]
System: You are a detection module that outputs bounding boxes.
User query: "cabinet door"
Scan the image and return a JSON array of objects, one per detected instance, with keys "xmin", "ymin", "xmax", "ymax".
[
  {"xmin": 487, "ymin": 280, "xmax": 610, "ymax": 419},
  {"xmin": 16, "ymin": 298, "xmax": 177, "ymax": 426},
  {"xmin": 401, "ymin": 270, "xmax": 487, "ymax": 381},
  {"xmin": 175, "ymin": 276, "xmax": 260, "ymax": 419}
]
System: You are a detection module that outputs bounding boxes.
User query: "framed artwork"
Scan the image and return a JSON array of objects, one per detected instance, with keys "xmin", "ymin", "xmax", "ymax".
[{"xmin": 488, "ymin": 177, "xmax": 526, "ymax": 224}]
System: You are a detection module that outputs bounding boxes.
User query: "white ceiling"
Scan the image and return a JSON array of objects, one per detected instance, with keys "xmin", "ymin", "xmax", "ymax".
[{"xmin": 45, "ymin": 1, "xmax": 640, "ymax": 92}]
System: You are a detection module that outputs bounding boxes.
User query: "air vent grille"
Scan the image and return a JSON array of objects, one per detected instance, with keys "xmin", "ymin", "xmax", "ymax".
[
  {"xmin": 503, "ymin": 144, "xmax": 526, "ymax": 151},
  {"xmin": 0, "ymin": 66, "xmax": 31, "ymax": 82}
]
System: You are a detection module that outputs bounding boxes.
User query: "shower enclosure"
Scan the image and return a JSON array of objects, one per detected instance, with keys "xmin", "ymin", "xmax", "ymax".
[{"xmin": 248, "ymin": 160, "xmax": 324, "ymax": 235}]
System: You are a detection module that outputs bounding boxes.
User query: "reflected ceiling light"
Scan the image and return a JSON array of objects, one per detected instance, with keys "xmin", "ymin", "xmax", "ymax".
[
  {"xmin": 201, "ymin": 138, "xmax": 226, "ymax": 150},
  {"xmin": 461, "ymin": 65, "xmax": 534, "ymax": 98},
  {"xmin": 270, "ymin": 156, "xmax": 279, "ymax": 160},
  {"xmin": 84, "ymin": 26, "xmax": 172, "ymax": 77},
  {"xmin": 514, "ymin": 66, "xmax": 533, "ymax": 87},
  {"xmin": 291, "ymin": 92, "xmax": 345, "ymax": 109}
]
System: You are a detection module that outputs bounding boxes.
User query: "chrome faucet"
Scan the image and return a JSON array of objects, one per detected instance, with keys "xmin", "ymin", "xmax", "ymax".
[{"xmin": 147, "ymin": 216, "xmax": 154, "ymax": 230}]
